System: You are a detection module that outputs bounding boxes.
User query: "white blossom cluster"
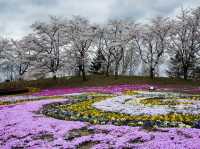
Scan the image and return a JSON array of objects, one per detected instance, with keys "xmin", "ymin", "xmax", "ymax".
[{"xmin": 92, "ymin": 91, "xmax": 200, "ymax": 115}]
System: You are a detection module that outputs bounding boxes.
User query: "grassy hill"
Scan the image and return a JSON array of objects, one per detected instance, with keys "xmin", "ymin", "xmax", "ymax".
[{"xmin": 0, "ymin": 75, "xmax": 199, "ymax": 90}]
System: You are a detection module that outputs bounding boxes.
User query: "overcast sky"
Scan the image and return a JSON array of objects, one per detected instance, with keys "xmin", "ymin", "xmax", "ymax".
[{"xmin": 0, "ymin": 0, "xmax": 200, "ymax": 39}]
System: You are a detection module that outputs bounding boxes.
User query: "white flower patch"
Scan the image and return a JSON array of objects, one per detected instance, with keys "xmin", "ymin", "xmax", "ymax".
[
  {"xmin": 92, "ymin": 91, "xmax": 200, "ymax": 115},
  {"xmin": 0, "ymin": 93, "xmax": 84, "ymax": 103}
]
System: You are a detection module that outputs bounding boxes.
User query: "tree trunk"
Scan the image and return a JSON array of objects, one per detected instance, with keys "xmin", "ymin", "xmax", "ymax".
[
  {"xmin": 129, "ymin": 64, "xmax": 134, "ymax": 76},
  {"xmin": 183, "ymin": 67, "xmax": 188, "ymax": 80},
  {"xmin": 114, "ymin": 63, "xmax": 119, "ymax": 79},
  {"xmin": 53, "ymin": 73, "xmax": 57, "ymax": 80},
  {"xmin": 76, "ymin": 65, "xmax": 82, "ymax": 77},
  {"xmin": 81, "ymin": 64, "xmax": 87, "ymax": 81},
  {"xmin": 105, "ymin": 62, "xmax": 110, "ymax": 77},
  {"xmin": 150, "ymin": 67, "xmax": 154, "ymax": 79}
]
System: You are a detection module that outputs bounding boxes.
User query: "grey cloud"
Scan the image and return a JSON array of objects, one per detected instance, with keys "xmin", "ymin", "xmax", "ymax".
[
  {"xmin": 108, "ymin": 0, "xmax": 194, "ymax": 21},
  {"xmin": 29, "ymin": 0, "xmax": 56, "ymax": 6},
  {"xmin": 0, "ymin": 0, "xmax": 200, "ymax": 39}
]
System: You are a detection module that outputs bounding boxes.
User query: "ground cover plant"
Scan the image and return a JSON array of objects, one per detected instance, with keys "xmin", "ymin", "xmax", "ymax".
[
  {"xmin": 1, "ymin": 82, "xmax": 200, "ymax": 148},
  {"xmin": 42, "ymin": 91, "xmax": 200, "ymax": 128}
]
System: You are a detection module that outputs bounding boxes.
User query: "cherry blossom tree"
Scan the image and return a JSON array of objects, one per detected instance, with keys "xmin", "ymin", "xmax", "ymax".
[
  {"xmin": 31, "ymin": 16, "xmax": 66, "ymax": 79},
  {"xmin": 168, "ymin": 8, "xmax": 200, "ymax": 80},
  {"xmin": 65, "ymin": 16, "xmax": 97, "ymax": 81},
  {"xmin": 134, "ymin": 17, "xmax": 171, "ymax": 79},
  {"xmin": 96, "ymin": 20, "xmax": 137, "ymax": 77}
]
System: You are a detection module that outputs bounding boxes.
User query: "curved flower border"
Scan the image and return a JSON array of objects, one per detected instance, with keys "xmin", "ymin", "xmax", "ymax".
[{"xmin": 42, "ymin": 92, "xmax": 200, "ymax": 128}]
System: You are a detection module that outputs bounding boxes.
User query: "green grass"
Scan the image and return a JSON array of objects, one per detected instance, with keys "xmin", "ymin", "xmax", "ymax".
[{"xmin": 0, "ymin": 75, "xmax": 199, "ymax": 89}]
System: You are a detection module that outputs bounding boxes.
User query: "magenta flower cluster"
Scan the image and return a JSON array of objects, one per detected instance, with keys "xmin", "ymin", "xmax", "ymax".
[
  {"xmin": 1, "ymin": 84, "xmax": 200, "ymax": 149},
  {"xmin": 33, "ymin": 84, "xmax": 151, "ymax": 96}
]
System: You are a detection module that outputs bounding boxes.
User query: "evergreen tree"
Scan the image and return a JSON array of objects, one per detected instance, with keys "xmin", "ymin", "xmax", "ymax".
[
  {"xmin": 167, "ymin": 51, "xmax": 196, "ymax": 79},
  {"xmin": 90, "ymin": 49, "xmax": 106, "ymax": 74},
  {"xmin": 167, "ymin": 52, "xmax": 183, "ymax": 78}
]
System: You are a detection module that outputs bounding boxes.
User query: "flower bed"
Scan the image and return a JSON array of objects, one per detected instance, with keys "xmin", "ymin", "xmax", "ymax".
[
  {"xmin": 33, "ymin": 84, "xmax": 151, "ymax": 96},
  {"xmin": 3, "ymin": 84, "xmax": 200, "ymax": 106},
  {"xmin": 93, "ymin": 91, "xmax": 200, "ymax": 115},
  {"xmin": 0, "ymin": 84, "xmax": 150, "ymax": 106},
  {"xmin": 42, "ymin": 92, "xmax": 200, "ymax": 128},
  {"xmin": 2, "ymin": 85, "xmax": 200, "ymax": 148},
  {"xmin": 0, "ymin": 95, "xmax": 65, "ymax": 106}
]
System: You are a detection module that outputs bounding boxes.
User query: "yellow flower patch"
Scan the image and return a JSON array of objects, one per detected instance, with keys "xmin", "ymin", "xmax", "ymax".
[
  {"xmin": 139, "ymin": 98, "xmax": 193, "ymax": 106},
  {"xmin": 52, "ymin": 93, "xmax": 200, "ymax": 127}
]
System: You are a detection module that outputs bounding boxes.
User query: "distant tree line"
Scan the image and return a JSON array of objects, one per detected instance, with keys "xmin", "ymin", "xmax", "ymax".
[{"xmin": 1, "ymin": 7, "xmax": 200, "ymax": 81}]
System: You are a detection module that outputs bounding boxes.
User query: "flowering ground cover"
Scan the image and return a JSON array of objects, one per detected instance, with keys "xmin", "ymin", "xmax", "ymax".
[
  {"xmin": 43, "ymin": 92, "xmax": 200, "ymax": 128},
  {"xmin": 1, "ymin": 84, "xmax": 200, "ymax": 148},
  {"xmin": 0, "ymin": 85, "xmax": 150, "ymax": 106}
]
